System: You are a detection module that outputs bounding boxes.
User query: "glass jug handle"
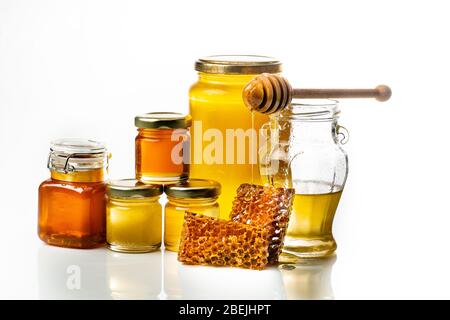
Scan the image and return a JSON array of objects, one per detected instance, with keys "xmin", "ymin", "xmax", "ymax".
[{"xmin": 336, "ymin": 125, "xmax": 349, "ymax": 145}]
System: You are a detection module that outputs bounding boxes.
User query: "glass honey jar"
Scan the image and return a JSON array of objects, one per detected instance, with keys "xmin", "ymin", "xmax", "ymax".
[
  {"xmin": 38, "ymin": 139, "xmax": 109, "ymax": 249},
  {"xmin": 260, "ymin": 100, "xmax": 349, "ymax": 259},
  {"xmin": 106, "ymin": 179, "xmax": 163, "ymax": 253},
  {"xmin": 189, "ymin": 55, "xmax": 282, "ymax": 218},
  {"xmin": 135, "ymin": 112, "xmax": 191, "ymax": 185},
  {"xmin": 164, "ymin": 179, "xmax": 221, "ymax": 252}
]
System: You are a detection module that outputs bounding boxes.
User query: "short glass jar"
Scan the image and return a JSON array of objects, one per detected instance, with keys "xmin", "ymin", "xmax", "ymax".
[
  {"xmin": 164, "ymin": 179, "xmax": 221, "ymax": 252},
  {"xmin": 135, "ymin": 112, "xmax": 191, "ymax": 185},
  {"xmin": 38, "ymin": 139, "xmax": 108, "ymax": 249},
  {"xmin": 106, "ymin": 179, "xmax": 163, "ymax": 253}
]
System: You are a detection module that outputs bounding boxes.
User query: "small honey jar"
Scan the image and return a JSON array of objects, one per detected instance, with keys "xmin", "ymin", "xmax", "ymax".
[
  {"xmin": 164, "ymin": 179, "xmax": 221, "ymax": 252},
  {"xmin": 106, "ymin": 179, "xmax": 163, "ymax": 253},
  {"xmin": 38, "ymin": 139, "xmax": 108, "ymax": 249},
  {"xmin": 135, "ymin": 112, "xmax": 191, "ymax": 185}
]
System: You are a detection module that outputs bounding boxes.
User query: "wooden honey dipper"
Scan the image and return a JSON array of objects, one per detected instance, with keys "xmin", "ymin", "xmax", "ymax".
[{"xmin": 242, "ymin": 73, "xmax": 392, "ymax": 114}]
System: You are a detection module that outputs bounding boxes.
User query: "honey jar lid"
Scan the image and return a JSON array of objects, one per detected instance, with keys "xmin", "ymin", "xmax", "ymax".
[
  {"xmin": 164, "ymin": 179, "xmax": 221, "ymax": 199},
  {"xmin": 107, "ymin": 179, "xmax": 163, "ymax": 198},
  {"xmin": 195, "ymin": 55, "xmax": 282, "ymax": 74},
  {"xmin": 48, "ymin": 138, "xmax": 108, "ymax": 173},
  {"xmin": 135, "ymin": 112, "xmax": 192, "ymax": 129}
]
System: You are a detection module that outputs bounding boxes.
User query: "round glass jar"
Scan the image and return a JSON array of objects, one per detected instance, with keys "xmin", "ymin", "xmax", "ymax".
[
  {"xmin": 164, "ymin": 179, "xmax": 221, "ymax": 252},
  {"xmin": 38, "ymin": 139, "xmax": 108, "ymax": 249},
  {"xmin": 106, "ymin": 179, "xmax": 163, "ymax": 253},
  {"xmin": 189, "ymin": 55, "xmax": 282, "ymax": 218},
  {"xmin": 135, "ymin": 112, "xmax": 191, "ymax": 185}
]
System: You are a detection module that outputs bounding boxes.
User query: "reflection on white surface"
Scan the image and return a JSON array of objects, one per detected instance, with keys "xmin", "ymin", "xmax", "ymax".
[
  {"xmin": 38, "ymin": 245, "xmax": 335, "ymax": 300},
  {"xmin": 38, "ymin": 245, "xmax": 110, "ymax": 299},
  {"xmin": 163, "ymin": 251, "xmax": 285, "ymax": 299},
  {"xmin": 279, "ymin": 255, "xmax": 336, "ymax": 300},
  {"xmin": 38, "ymin": 245, "xmax": 162, "ymax": 300},
  {"xmin": 106, "ymin": 251, "xmax": 162, "ymax": 299}
]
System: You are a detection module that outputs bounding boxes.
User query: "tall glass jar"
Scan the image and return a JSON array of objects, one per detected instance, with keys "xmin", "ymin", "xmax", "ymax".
[
  {"xmin": 38, "ymin": 139, "xmax": 108, "ymax": 249},
  {"xmin": 189, "ymin": 55, "xmax": 282, "ymax": 218},
  {"xmin": 260, "ymin": 100, "xmax": 349, "ymax": 259}
]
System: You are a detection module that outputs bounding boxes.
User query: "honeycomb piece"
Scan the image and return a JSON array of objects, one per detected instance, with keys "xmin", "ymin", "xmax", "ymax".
[
  {"xmin": 230, "ymin": 184, "xmax": 295, "ymax": 264},
  {"xmin": 178, "ymin": 212, "xmax": 270, "ymax": 270}
]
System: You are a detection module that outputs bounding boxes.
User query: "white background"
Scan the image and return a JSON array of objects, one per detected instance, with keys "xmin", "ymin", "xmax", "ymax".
[{"xmin": 1, "ymin": 0, "xmax": 450, "ymax": 299}]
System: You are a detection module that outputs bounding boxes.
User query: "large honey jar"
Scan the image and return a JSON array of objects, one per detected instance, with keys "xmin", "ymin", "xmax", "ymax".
[
  {"xmin": 38, "ymin": 139, "xmax": 108, "ymax": 249},
  {"xmin": 189, "ymin": 55, "xmax": 282, "ymax": 218}
]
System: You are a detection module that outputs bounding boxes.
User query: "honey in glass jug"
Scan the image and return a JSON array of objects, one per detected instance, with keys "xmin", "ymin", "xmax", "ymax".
[
  {"xmin": 260, "ymin": 100, "xmax": 349, "ymax": 259},
  {"xmin": 189, "ymin": 55, "xmax": 282, "ymax": 218}
]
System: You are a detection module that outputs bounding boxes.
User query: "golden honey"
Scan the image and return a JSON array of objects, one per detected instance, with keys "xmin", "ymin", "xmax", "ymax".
[
  {"xmin": 164, "ymin": 179, "xmax": 220, "ymax": 252},
  {"xmin": 283, "ymin": 190, "xmax": 343, "ymax": 258},
  {"xmin": 135, "ymin": 112, "xmax": 191, "ymax": 184},
  {"xmin": 106, "ymin": 179, "xmax": 163, "ymax": 253},
  {"xmin": 189, "ymin": 55, "xmax": 282, "ymax": 218},
  {"xmin": 38, "ymin": 139, "xmax": 108, "ymax": 249}
]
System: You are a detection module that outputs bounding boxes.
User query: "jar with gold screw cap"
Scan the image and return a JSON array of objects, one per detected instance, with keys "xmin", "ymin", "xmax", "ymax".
[
  {"xmin": 164, "ymin": 179, "xmax": 221, "ymax": 252},
  {"xmin": 38, "ymin": 138, "xmax": 109, "ymax": 249},
  {"xmin": 106, "ymin": 179, "xmax": 163, "ymax": 253},
  {"xmin": 189, "ymin": 55, "xmax": 282, "ymax": 218},
  {"xmin": 135, "ymin": 112, "xmax": 191, "ymax": 185}
]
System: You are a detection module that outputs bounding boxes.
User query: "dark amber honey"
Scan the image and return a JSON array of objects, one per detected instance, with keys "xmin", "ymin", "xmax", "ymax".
[
  {"xmin": 38, "ymin": 139, "xmax": 108, "ymax": 249},
  {"xmin": 38, "ymin": 172, "xmax": 106, "ymax": 249}
]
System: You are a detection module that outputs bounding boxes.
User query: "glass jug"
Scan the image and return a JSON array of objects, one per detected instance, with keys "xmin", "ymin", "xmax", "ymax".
[{"xmin": 260, "ymin": 100, "xmax": 348, "ymax": 259}]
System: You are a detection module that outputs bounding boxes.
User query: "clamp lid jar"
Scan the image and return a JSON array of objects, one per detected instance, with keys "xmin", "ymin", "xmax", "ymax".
[
  {"xmin": 38, "ymin": 138, "xmax": 108, "ymax": 249},
  {"xmin": 47, "ymin": 138, "xmax": 109, "ymax": 182}
]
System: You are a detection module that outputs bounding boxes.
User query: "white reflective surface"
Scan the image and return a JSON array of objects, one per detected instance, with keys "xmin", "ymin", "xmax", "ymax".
[
  {"xmin": 35, "ymin": 246, "xmax": 335, "ymax": 300},
  {"xmin": 2, "ymin": 0, "xmax": 450, "ymax": 300}
]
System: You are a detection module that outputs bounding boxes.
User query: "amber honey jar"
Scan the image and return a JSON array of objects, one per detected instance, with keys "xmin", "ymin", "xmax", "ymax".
[
  {"xmin": 106, "ymin": 179, "xmax": 163, "ymax": 253},
  {"xmin": 135, "ymin": 112, "xmax": 191, "ymax": 185},
  {"xmin": 38, "ymin": 139, "xmax": 108, "ymax": 249},
  {"xmin": 189, "ymin": 55, "xmax": 282, "ymax": 218},
  {"xmin": 164, "ymin": 179, "xmax": 220, "ymax": 252}
]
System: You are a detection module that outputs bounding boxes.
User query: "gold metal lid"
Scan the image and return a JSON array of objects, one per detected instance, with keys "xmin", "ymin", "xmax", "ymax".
[
  {"xmin": 135, "ymin": 112, "xmax": 192, "ymax": 129},
  {"xmin": 107, "ymin": 179, "xmax": 163, "ymax": 198},
  {"xmin": 195, "ymin": 55, "xmax": 282, "ymax": 75},
  {"xmin": 164, "ymin": 179, "xmax": 221, "ymax": 199}
]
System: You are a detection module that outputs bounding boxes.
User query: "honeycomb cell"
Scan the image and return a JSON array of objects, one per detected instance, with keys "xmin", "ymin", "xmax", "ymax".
[
  {"xmin": 177, "ymin": 212, "xmax": 270, "ymax": 270},
  {"xmin": 230, "ymin": 184, "xmax": 295, "ymax": 263}
]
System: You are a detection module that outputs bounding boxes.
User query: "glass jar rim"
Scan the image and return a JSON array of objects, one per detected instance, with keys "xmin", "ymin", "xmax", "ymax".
[
  {"xmin": 164, "ymin": 179, "xmax": 221, "ymax": 199},
  {"xmin": 282, "ymin": 99, "xmax": 340, "ymax": 121},
  {"xmin": 47, "ymin": 138, "xmax": 108, "ymax": 173},
  {"xmin": 107, "ymin": 179, "xmax": 163, "ymax": 198},
  {"xmin": 135, "ymin": 112, "xmax": 192, "ymax": 129},
  {"xmin": 195, "ymin": 55, "xmax": 282, "ymax": 74}
]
